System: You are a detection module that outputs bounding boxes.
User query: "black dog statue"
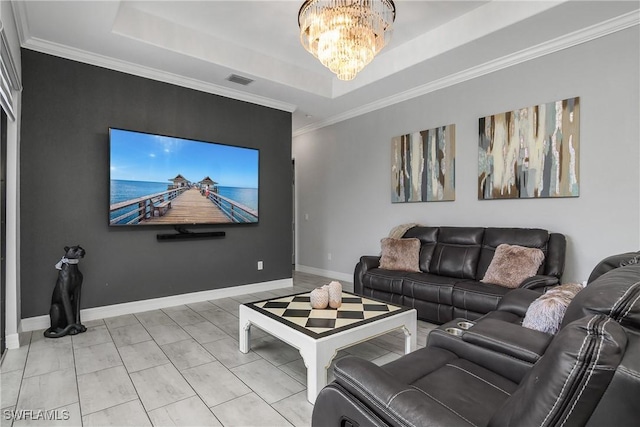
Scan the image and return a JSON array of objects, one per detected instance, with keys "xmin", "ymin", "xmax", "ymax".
[{"xmin": 44, "ymin": 245, "xmax": 87, "ymax": 338}]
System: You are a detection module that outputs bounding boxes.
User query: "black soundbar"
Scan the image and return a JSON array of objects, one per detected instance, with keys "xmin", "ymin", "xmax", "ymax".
[{"xmin": 156, "ymin": 231, "xmax": 226, "ymax": 241}]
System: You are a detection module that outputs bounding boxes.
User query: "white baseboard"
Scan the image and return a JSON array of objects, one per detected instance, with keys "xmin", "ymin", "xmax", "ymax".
[
  {"xmin": 20, "ymin": 277, "xmax": 293, "ymax": 333},
  {"xmin": 295, "ymin": 265, "xmax": 352, "ymax": 283},
  {"xmin": 5, "ymin": 333, "xmax": 20, "ymax": 350}
]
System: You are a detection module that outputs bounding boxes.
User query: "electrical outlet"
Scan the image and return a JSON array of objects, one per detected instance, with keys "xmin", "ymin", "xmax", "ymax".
[
  {"xmin": 257, "ymin": 261, "xmax": 263, "ymax": 270},
  {"xmin": 328, "ymin": 253, "xmax": 332, "ymax": 261}
]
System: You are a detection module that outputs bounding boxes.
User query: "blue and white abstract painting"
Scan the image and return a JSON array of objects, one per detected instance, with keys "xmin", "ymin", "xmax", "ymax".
[
  {"xmin": 478, "ymin": 97, "xmax": 580, "ymax": 199},
  {"xmin": 391, "ymin": 124, "xmax": 456, "ymax": 203}
]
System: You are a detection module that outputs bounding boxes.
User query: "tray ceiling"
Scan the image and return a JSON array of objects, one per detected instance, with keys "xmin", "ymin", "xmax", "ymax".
[{"xmin": 12, "ymin": 1, "xmax": 639, "ymax": 134}]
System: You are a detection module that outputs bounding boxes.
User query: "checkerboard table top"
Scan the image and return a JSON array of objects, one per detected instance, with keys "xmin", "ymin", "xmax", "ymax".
[{"xmin": 245, "ymin": 291, "xmax": 409, "ymax": 338}]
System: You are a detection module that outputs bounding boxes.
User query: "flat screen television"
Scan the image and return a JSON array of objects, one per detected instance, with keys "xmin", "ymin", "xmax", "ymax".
[{"xmin": 109, "ymin": 128, "xmax": 259, "ymax": 226}]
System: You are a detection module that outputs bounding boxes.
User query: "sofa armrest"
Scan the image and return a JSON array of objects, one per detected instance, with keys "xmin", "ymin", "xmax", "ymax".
[
  {"xmin": 354, "ymin": 255, "xmax": 380, "ymax": 294},
  {"xmin": 496, "ymin": 288, "xmax": 541, "ymax": 317},
  {"xmin": 427, "ymin": 318, "xmax": 552, "ymax": 382},
  {"xmin": 333, "ymin": 356, "xmax": 470, "ymax": 427},
  {"xmin": 518, "ymin": 274, "xmax": 559, "ymax": 290},
  {"xmin": 461, "ymin": 318, "xmax": 552, "ymax": 363}
]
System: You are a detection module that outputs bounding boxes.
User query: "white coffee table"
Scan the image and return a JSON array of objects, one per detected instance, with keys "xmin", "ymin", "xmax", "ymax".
[{"xmin": 239, "ymin": 291, "xmax": 417, "ymax": 403}]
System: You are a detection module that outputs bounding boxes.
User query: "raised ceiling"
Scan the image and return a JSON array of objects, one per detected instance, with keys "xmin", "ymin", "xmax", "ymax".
[{"xmin": 11, "ymin": 1, "xmax": 640, "ymax": 135}]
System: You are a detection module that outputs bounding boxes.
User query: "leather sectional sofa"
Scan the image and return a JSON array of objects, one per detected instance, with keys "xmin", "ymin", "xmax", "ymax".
[
  {"xmin": 355, "ymin": 226, "xmax": 566, "ymax": 324},
  {"xmin": 313, "ymin": 260, "xmax": 640, "ymax": 426}
]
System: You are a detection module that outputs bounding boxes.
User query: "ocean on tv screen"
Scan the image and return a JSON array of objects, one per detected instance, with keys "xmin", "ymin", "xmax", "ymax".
[{"xmin": 108, "ymin": 128, "xmax": 259, "ymax": 226}]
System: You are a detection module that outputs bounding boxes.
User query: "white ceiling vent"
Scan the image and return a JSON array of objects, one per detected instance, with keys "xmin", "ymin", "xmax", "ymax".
[{"xmin": 226, "ymin": 74, "xmax": 254, "ymax": 86}]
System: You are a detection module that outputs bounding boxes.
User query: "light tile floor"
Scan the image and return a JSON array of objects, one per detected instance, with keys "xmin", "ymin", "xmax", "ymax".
[{"xmin": 1, "ymin": 272, "xmax": 436, "ymax": 427}]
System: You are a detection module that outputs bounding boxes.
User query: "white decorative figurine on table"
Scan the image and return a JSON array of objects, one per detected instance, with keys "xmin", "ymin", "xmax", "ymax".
[{"xmin": 310, "ymin": 281, "xmax": 342, "ymax": 309}]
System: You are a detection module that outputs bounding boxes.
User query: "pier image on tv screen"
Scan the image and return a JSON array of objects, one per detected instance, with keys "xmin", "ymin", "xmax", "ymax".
[{"xmin": 109, "ymin": 128, "xmax": 259, "ymax": 226}]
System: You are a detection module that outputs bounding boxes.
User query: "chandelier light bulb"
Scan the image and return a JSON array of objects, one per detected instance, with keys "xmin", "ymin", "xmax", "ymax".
[{"xmin": 299, "ymin": 0, "xmax": 396, "ymax": 81}]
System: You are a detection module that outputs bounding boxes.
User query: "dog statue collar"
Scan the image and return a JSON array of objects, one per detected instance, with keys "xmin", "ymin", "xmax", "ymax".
[{"xmin": 55, "ymin": 257, "xmax": 80, "ymax": 270}]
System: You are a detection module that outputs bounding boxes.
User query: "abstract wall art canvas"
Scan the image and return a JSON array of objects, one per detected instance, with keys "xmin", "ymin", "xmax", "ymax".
[
  {"xmin": 478, "ymin": 97, "xmax": 580, "ymax": 200},
  {"xmin": 391, "ymin": 124, "xmax": 455, "ymax": 203}
]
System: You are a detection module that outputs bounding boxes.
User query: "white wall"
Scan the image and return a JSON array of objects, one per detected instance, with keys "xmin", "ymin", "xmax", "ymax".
[{"xmin": 293, "ymin": 27, "xmax": 640, "ymax": 284}]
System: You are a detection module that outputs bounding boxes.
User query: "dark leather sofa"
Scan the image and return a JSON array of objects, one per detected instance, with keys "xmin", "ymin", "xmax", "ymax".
[
  {"xmin": 355, "ymin": 226, "xmax": 566, "ymax": 324},
  {"xmin": 313, "ymin": 262, "xmax": 640, "ymax": 427}
]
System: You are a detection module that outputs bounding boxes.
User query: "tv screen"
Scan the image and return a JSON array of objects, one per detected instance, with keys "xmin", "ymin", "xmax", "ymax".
[{"xmin": 109, "ymin": 128, "xmax": 259, "ymax": 226}]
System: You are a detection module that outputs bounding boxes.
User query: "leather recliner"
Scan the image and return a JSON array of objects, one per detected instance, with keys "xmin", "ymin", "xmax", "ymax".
[{"xmin": 312, "ymin": 263, "xmax": 640, "ymax": 427}]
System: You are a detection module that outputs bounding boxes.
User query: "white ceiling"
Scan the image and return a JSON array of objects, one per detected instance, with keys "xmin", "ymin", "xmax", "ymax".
[{"xmin": 11, "ymin": 1, "xmax": 640, "ymax": 135}]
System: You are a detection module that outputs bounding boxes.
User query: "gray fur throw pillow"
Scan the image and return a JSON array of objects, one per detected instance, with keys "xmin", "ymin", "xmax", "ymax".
[
  {"xmin": 522, "ymin": 283, "xmax": 585, "ymax": 334},
  {"xmin": 379, "ymin": 238, "xmax": 421, "ymax": 272},
  {"xmin": 481, "ymin": 244, "xmax": 545, "ymax": 288}
]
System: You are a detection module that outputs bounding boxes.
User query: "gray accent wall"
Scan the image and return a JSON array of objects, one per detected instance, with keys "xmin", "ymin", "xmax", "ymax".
[
  {"xmin": 293, "ymin": 27, "xmax": 640, "ymax": 283},
  {"xmin": 20, "ymin": 50, "xmax": 292, "ymax": 318}
]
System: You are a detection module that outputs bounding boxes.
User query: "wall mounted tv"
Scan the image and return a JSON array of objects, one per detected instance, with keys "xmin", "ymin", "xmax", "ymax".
[{"xmin": 109, "ymin": 128, "xmax": 259, "ymax": 226}]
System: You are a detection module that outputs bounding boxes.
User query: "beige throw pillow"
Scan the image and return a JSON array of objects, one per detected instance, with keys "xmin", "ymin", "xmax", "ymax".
[
  {"xmin": 481, "ymin": 243, "xmax": 545, "ymax": 288},
  {"xmin": 379, "ymin": 238, "xmax": 421, "ymax": 272}
]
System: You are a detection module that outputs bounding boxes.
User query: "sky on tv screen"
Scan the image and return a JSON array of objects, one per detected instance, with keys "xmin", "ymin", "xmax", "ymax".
[{"xmin": 109, "ymin": 129, "xmax": 258, "ymax": 189}]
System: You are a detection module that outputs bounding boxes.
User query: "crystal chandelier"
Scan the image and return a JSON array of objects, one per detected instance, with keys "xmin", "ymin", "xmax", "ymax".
[{"xmin": 298, "ymin": 0, "xmax": 396, "ymax": 81}]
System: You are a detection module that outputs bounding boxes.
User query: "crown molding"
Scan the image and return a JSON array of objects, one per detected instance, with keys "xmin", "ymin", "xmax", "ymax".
[
  {"xmin": 10, "ymin": 1, "xmax": 637, "ymax": 135},
  {"xmin": 331, "ymin": 0, "xmax": 569, "ymax": 99},
  {"xmin": 0, "ymin": 26, "xmax": 21, "ymax": 91},
  {"xmin": 112, "ymin": 2, "xmax": 332, "ymax": 99},
  {"xmin": 12, "ymin": 0, "xmax": 297, "ymax": 113},
  {"xmin": 293, "ymin": 9, "xmax": 639, "ymax": 137},
  {"xmin": 10, "ymin": 0, "xmax": 29, "ymax": 46},
  {"xmin": 20, "ymin": 36, "xmax": 297, "ymax": 114}
]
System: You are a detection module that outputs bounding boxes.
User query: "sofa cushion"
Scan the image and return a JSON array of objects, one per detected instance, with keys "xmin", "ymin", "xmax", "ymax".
[
  {"xmin": 335, "ymin": 352, "xmax": 518, "ymax": 427},
  {"xmin": 361, "ymin": 268, "xmax": 405, "ymax": 295},
  {"xmin": 477, "ymin": 228, "xmax": 549, "ymax": 279},
  {"xmin": 413, "ymin": 299, "xmax": 455, "ymax": 324},
  {"xmin": 429, "ymin": 227, "xmax": 484, "ymax": 279},
  {"xmin": 381, "ymin": 344, "xmax": 458, "ymax": 383},
  {"xmin": 403, "ymin": 272, "xmax": 469, "ymax": 306},
  {"xmin": 333, "ymin": 354, "xmax": 473, "ymax": 427},
  {"xmin": 379, "ymin": 237, "xmax": 421, "ymax": 272},
  {"xmin": 481, "ymin": 244, "xmax": 545, "ymax": 288},
  {"xmin": 360, "ymin": 287, "xmax": 404, "ymax": 308},
  {"xmin": 452, "ymin": 281, "xmax": 511, "ymax": 314},
  {"xmin": 411, "ymin": 358, "xmax": 518, "ymax": 424},
  {"xmin": 402, "ymin": 273, "xmax": 465, "ymax": 323},
  {"xmin": 522, "ymin": 283, "xmax": 583, "ymax": 334},
  {"xmin": 403, "ymin": 226, "xmax": 439, "ymax": 272}
]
